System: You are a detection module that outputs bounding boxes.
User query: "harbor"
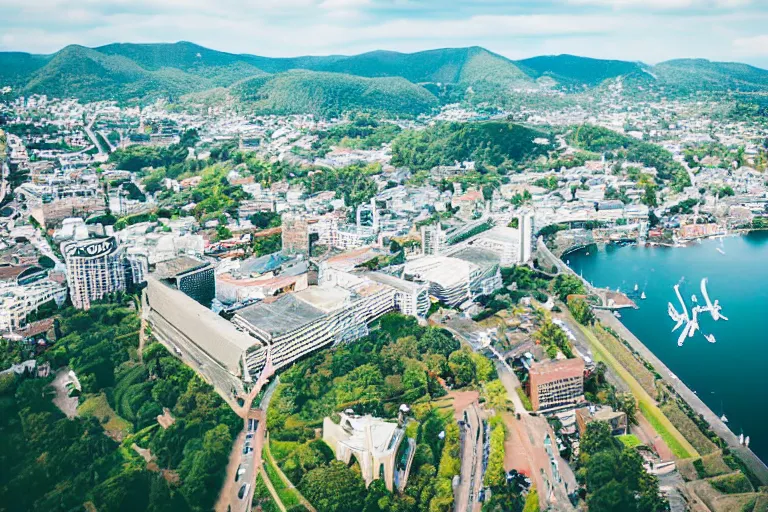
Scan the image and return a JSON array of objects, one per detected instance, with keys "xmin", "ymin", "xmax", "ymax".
[{"xmin": 564, "ymin": 232, "xmax": 768, "ymax": 475}]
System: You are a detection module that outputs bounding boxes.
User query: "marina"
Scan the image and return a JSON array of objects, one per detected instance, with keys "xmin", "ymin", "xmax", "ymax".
[{"xmin": 566, "ymin": 232, "xmax": 768, "ymax": 467}]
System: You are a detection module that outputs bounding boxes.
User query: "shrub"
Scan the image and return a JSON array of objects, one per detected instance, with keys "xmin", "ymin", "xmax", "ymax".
[{"xmin": 709, "ymin": 472, "xmax": 753, "ymax": 494}]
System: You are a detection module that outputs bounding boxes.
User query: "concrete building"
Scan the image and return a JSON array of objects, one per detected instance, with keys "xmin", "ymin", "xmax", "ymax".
[
  {"xmin": 61, "ymin": 236, "xmax": 144, "ymax": 310},
  {"xmin": 575, "ymin": 405, "xmax": 628, "ymax": 436},
  {"xmin": 323, "ymin": 412, "xmax": 413, "ymax": 491},
  {"xmin": 528, "ymin": 358, "xmax": 585, "ymax": 412},
  {"xmin": 0, "ymin": 265, "xmax": 67, "ymax": 332},
  {"xmin": 519, "ymin": 211, "xmax": 534, "ymax": 264},
  {"xmin": 154, "ymin": 256, "xmax": 215, "ymax": 306},
  {"xmin": 404, "ymin": 251, "xmax": 501, "ymax": 308},
  {"xmin": 420, "ymin": 223, "xmax": 446, "ymax": 256},
  {"xmin": 234, "ymin": 281, "xmax": 397, "ymax": 379}
]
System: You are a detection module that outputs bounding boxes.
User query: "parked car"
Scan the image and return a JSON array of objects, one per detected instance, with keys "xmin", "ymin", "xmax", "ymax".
[{"xmin": 238, "ymin": 484, "xmax": 250, "ymax": 500}]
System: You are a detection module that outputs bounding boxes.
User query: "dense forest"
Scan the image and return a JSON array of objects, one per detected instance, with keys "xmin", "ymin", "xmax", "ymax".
[
  {"xmin": 391, "ymin": 122, "xmax": 552, "ymax": 172},
  {"xmin": 0, "ymin": 301, "xmax": 239, "ymax": 512}
]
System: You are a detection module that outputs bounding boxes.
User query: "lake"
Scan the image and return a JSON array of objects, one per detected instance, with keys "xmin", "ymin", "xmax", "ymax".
[{"xmin": 566, "ymin": 232, "xmax": 768, "ymax": 464}]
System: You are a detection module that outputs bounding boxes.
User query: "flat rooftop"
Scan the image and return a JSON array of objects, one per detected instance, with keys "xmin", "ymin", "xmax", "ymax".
[
  {"xmin": 450, "ymin": 246, "xmax": 501, "ymax": 268},
  {"xmin": 154, "ymin": 256, "xmax": 209, "ymax": 279},
  {"xmin": 294, "ymin": 285, "xmax": 351, "ymax": 313},
  {"xmin": 236, "ymin": 292, "xmax": 325, "ymax": 336},
  {"xmin": 404, "ymin": 256, "xmax": 477, "ymax": 286}
]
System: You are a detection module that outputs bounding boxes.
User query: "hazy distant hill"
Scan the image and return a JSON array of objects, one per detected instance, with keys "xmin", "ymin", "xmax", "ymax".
[
  {"xmin": 230, "ymin": 70, "xmax": 439, "ymax": 117},
  {"xmin": 515, "ymin": 54, "xmax": 644, "ymax": 89},
  {"xmin": 651, "ymin": 59, "xmax": 768, "ymax": 93},
  {"xmin": 3, "ymin": 41, "xmax": 768, "ymax": 110}
]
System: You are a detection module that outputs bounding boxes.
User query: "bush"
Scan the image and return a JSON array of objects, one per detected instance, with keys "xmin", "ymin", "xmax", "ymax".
[{"xmin": 709, "ymin": 472, "xmax": 753, "ymax": 494}]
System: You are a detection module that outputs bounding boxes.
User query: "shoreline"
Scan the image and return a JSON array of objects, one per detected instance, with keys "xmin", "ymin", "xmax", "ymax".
[
  {"xmin": 544, "ymin": 237, "xmax": 768, "ymax": 483},
  {"xmin": 596, "ymin": 309, "xmax": 768, "ymax": 484}
]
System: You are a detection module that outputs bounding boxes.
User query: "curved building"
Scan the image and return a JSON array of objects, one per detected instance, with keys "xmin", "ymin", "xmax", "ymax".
[{"xmin": 62, "ymin": 237, "xmax": 143, "ymax": 310}]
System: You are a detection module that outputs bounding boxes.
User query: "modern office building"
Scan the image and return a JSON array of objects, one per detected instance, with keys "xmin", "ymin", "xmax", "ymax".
[
  {"xmin": 420, "ymin": 223, "xmax": 446, "ymax": 256},
  {"xmin": 281, "ymin": 213, "xmax": 311, "ymax": 256},
  {"xmin": 403, "ymin": 251, "xmax": 501, "ymax": 308},
  {"xmin": 61, "ymin": 237, "xmax": 145, "ymax": 310},
  {"xmin": 234, "ymin": 280, "xmax": 397, "ymax": 378},
  {"xmin": 154, "ymin": 256, "xmax": 215, "ymax": 306},
  {"xmin": 528, "ymin": 358, "xmax": 585, "ymax": 412}
]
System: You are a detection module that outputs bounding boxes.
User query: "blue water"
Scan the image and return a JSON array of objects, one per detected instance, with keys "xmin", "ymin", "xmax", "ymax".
[{"xmin": 567, "ymin": 232, "xmax": 768, "ymax": 464}]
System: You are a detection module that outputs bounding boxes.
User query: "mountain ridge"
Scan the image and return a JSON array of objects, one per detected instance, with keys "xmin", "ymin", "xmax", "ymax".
[{"xmin": 3, "ymin": 41, "xmax": 768, "ymax": 111}]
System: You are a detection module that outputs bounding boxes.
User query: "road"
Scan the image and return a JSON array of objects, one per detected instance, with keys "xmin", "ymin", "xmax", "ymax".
[
  {"xmin": 597, "ymin": 310, "xmax": 768, "ymax": 485},
  {"xmin": 85, "ymin": 115, "xmax": 107, "ymax": 157},
  {"xmin": 454, "ymin": 401, "xmax": 484, "ymax": 512},
  {"xmin": 216, "ymin": 410, "xmax": 263, "ymax": 512}
]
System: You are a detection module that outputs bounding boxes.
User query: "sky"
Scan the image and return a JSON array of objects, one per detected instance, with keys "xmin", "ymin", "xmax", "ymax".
[{"xmin": 2, "ymin": 0, "xmax": 768, "ymax": 67}]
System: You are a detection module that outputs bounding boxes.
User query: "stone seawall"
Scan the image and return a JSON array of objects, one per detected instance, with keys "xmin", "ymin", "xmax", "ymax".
[{"xmin": 597, "ymin": 310, "xmax": 768, "ymax": 485}]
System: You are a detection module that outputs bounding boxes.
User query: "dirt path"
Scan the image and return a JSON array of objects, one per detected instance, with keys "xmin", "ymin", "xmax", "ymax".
[{"xmin": 51, "ymin": 367, "xmax": 79, "ymax": 418}]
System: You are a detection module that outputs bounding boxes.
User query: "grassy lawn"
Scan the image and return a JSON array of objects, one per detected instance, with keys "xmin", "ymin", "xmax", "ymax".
[
  {"xmin": 618, "ymin": 434, "xmax": 643, "ymax": 449},
  {"xmin": 639, "ymin": 401, "xmax": 693, "ymax": 459},
  {"xmin": 270, "ymin": 440, "xmax": 300, "ymax": 463},
  {"xmin": 78, "ymin": 393, "xmax": 132, "ymax": 436},
  {"xmin": 593, "ymin": 325, "xmax": 657, "ymax": 396},
  {"xmin": 577, "ymin": 323, "xmax": 697, "ymax": 460},
  {"xmin": 264, "ymin": 441, "xmax": 302, "ymax": 509}
]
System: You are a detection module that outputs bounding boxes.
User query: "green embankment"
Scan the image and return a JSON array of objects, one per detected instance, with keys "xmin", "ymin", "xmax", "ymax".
[
  {"xmin": 576, "ymin": 323, "xmax": 697, "ymax": 459},
  {"xmin": 263, "ymin": 440, "xmax": 304, "ymax": 509}
]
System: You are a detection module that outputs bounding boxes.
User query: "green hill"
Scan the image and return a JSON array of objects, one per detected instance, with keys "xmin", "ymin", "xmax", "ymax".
[
  {"xmin": 230, "ymin": 70, "xmax": 438, "ymax": 117},
  {"xmin": 0, "ymin": 52, "xmax": 49, "ymax": 89},
  {"xmin": 23, "ymin": 45, "xmax": 217, "ymax": 102},
  {"xmin": 515, "ymin": 54, "xmax": 644, "ymax": 89},
  {"xmin": 94, "ymin": 41, "xmax": 268, "ymax": 86},
  {"xmin": 306, "ymin": 47, "xmax": 531, "ymax": 86},
  {"xmin": 391, "ymin": 121, "xmax": 552, "ymax": 171},
  {"xmin": 652, "ymin": 59, "xmax": 768, "ymax": 93}
]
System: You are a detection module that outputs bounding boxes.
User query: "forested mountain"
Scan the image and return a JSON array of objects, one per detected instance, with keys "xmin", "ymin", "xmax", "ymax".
[
  {"xmin": 515, "ymin": 54, "xmax": 645, "ymax": 89},
  {"xmin": 651, "ymin": 59, "xmax": 768, "ymax": 93},
  {"xmin": 230, "ymin": 70, "xmax": 439, "ymax": 117},
  {"xmin": 3, "ymin": 41, "xmax": 768, "ymax": 110}
]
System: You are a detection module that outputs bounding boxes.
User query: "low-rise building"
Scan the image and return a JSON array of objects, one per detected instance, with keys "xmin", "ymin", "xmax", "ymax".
[{"xmin": 323, "ymin": 412, "xmax": 413, "ymax": 491}]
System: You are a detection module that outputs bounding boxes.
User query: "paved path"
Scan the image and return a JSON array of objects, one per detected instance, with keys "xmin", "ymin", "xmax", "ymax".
[{"xmin": 597, "ymin": 310, "xmax": 768, "ymax": 485}]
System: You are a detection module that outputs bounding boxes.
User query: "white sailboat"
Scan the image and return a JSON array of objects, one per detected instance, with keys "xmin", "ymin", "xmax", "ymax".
[
  {"xmin": 745, "ymin": 436, "xmax": 750, "ymax": 448},
  {"xmin": 721, "ymin": 414, "xmax": 728, "ymax": 423},
  {"xmin": 634, "ymin": 283, "xmax": 639, "ymax": 292},
  {"xmin": 739, "ymin": 433, "xmax": 745, "ymax": 445},
  {"xmin": 641, "ymin": 291, "xmax": 646, "ymax": 299},
  {"xmin": 705, "ymin": 334, "xmax": 716, "ymax": 343}
]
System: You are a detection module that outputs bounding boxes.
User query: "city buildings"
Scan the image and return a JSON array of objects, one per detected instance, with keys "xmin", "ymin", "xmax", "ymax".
[
  {"xmin": 154, "ymin": 256, "xmax": 215, "ymax": 306},
  {"xmin": 528, "ymin": 358, "xmax": 585, "ymax": 412},
  {"xmin": 234, "ymin": 280, "xmax": 397, "ymax": 378},
  {"xmin": 0, "ymin": 264, "xmax": 67, "ymax": 332}
]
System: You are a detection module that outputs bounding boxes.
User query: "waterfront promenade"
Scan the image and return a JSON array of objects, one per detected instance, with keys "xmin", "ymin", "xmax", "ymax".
[{"xmin": 597, "ymin": 309, "xmax": 768, "ymax": 485}]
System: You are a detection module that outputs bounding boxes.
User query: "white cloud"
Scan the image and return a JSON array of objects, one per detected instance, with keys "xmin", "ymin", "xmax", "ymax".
[
  {"xmin": 566, "ymin": 0, "xmax": 751, "ymax": 8},
  {"xmin": 733, "ymin": 34, "xmax": 768, "ymax": 56}
]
